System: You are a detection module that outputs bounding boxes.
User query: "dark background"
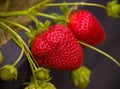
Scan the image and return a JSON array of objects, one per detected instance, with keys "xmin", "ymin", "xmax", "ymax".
[{"xmin": 0, "ymin": 0, "xmax": 120, "ymax": 89}]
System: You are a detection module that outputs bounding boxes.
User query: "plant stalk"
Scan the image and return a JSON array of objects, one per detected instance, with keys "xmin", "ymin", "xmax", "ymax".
[{"xmin": 79, "ymin": 41, "xmax": 120, "ymax": 67}]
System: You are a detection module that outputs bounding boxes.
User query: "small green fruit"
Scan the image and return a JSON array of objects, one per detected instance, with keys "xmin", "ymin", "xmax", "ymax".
[
  {"xmin": 39, "ymin": 82, "xmax": 56, "ymax": 89},
  {"xmin": 0, "ymin": 65, "xmax": 18, "ymax": 81},
  {"xmin": 107, "ymin": 0, "xmax": 120, "ymax": 18},
  {"xmin": 35, "ymin": 67, "xmax": 50, "ymax": 81},
  {"xmin": 24, "ymin": 83, "xmax": 36, "ymax": 89},
  {"xmin": 71, "ymin": 66, "xmax": 91, "ymax": 89}
]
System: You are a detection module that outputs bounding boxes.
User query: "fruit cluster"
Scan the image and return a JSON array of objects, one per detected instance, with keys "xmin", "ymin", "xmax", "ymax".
[
  {"xmin": 0, "ymin": 0, "xmax": 120, "ymax": 89},
  {"xmin": 31, "ymin": 10, "xmax": 105, "ymax": 70}
]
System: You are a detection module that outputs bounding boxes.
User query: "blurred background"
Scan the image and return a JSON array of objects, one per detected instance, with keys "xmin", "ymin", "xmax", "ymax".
[{"xmin": 0, "ymin": 0, "xmax": 120, "ymax": 89}]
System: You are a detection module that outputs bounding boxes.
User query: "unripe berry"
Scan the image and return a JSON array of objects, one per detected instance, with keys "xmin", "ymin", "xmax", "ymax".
[
  {"xmin": 39, "ymin": 82, "xmax": 56, "ymax": 89},
  {"xmin": 35, "ymin": 67, "xmax": 50, "ymax": 81},
  {"xmin": 71, "ymin": 66, "xmax": 91, "ymax": 89},
  {"xmin": 0, "ymin": 65, "xmax": 18, "ymax": 81}
]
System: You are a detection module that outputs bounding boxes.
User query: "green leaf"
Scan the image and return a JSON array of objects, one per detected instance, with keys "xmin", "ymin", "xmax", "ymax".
[{"xmin": 107, "ymin": 0, "xmax": 120, "ymax": 18}]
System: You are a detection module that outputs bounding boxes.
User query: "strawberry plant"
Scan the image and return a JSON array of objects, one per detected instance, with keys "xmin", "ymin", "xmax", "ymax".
[{"xmin": 0, "ymin": 0, "xmax": 120, "ymax": 89}]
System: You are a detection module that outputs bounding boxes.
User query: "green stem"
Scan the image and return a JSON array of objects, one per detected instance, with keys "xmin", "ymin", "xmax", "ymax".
[
  {"xmin": 3, "ymin": 0, "xmax": 10, "ymax": 12},
  {"xmin": 27, "ymin": 15, "xmax": 38, "ymax": 23},
  {"xmin": 28, "ymin": 0, "xmax": 51, "ymax": 12},
  {"xmin": 0, "ymin": 18, "xmax": 30, "ymax": 32},
  {"xmin": 24, "ymin": 50, "xmax": 39, "ymax": 88},
  {"xmin": 0, "ymin": 0, "xmax": 51, "ymax": 17},
  {"xmin": 0, "ymin": 10, "xmax": 28, "ymax": 17},
  {"xmin": 0, "ymin": 2, "xmax": 107, "ymax": 18},
  {"xmin": 35, "ymin": 12, "xmax": 58, "ymax": 20},
  {"xmin": 79, "ymin": 41, "xmax": 120, "ymax": 67},
  {"xmin": 0, "ymin": 22, "xmax": 38, "ymax": 70},
  {"xmin": 0, "ymin": 22, "xmax": 39, "ymax": 87},
  {"xmin": 10, "ymin": 36, "xmax": 24, "ymax": 66},
  {"xmin": 13, "ymin": 48, "xmax": 24, "ymax": 66},
  {"xmin": 45, "ymin": 2, "xmax": 107, "ymax": 9},
  {"xmin": 21, "ymin": 39, "xmax": 39, "ymax": 69}
]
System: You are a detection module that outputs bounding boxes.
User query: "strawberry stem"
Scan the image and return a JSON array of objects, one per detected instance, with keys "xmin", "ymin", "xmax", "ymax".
[
  {"xmin": 3, "ymin": 0, "xmax": 10, "ymax": 12},
  {"xmin": 78, "ymin": 41, "xmax": 120, "ymax": 67},
  {"xmin": 0, "ymin": 10, "xmax": 28, "ymax": 17},
  {"xmin": 0, "ymin": 18, "xmax": 30, "ymax": 32},
  {"xmin": 0, "ymin": 22, "xmax": 40, "ymax": 88},
  {"xmin": 0, "ymin": 2, "xmax": 107, "ymax": 18},
  {"xmin": 0, "ymin": 0, "xmax": 51, "ymax": 17},
  {"xmin": 45, "ymin": 2, "xmax": 107, "ymax": 9},
  {"xmin": 0, "ymin": 22, "xmax": 37, "ymax": 71},
  {"xmin": 35, "ymin": 12, "xmax": 58, "ymax": 20},
  {"xmin": 13, "ymin": 48, "xmax": 24, "ymax": 66},
  {"xmin": 28, "ymin": 0, "xmax": 51, "ymax": 12}
]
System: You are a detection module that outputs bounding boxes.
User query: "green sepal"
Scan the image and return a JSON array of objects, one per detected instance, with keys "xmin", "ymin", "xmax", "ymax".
[
  {"xmin": 26, "ymin": 20, "xmax": 50, "ymax": 38},
  {"xmin": 0, "ymin": 65, "xmax": 18, "ymax": 81},
  {"xmin": 59, "ymin": 2, "xmax": 70, "ymax": 16},
  {"xmin": 34, "ymin": 20, "xmax": 51, "ymax": 35},
  {"xmin": 51, "ymin": 13, "xmax": 67, "ymax": 25},
  {"xmin": 26, "ymin": 20, "xmax": 51, "ymax": 46},
  {"xmin": 43, "ymin": 20, "xmax": 51, "ymax": 31},
  {"xmin": 70, "ymin": 66, "xmax": 91, "ymax": 89},
  {"xmin": 107, "ymin": 0, "xmax": 120, "ymax": 18},
  {"xmin": 35, "ymin": 21, "xmax": 44, "ymax": 31},
  {"xmin": 26, "ymin": 26, "xmax": 36, "ymax": 39},
  {"xmin": 50, "ymin": 2, "xmax": 70, "ymax": 24}
]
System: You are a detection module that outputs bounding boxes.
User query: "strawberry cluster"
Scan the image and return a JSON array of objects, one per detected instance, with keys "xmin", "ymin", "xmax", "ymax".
[{"xmin": 31, "ymin": 10, "xmax": 105, "ymax": 71}]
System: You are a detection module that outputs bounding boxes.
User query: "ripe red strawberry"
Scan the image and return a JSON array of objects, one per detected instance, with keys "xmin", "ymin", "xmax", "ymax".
[
  {"xmin": 68, "ymin": 10, "xmax": 106, "ymax": 46},
  {"xmin": 31, "ymin": 24, "xmax": 84, "ymax": 70}
]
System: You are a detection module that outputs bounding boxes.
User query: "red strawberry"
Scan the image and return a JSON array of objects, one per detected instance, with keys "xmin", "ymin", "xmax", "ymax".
[
  {"xmin": 68, "ymin": 10, "xmax": 106, "ymax": 46},
  {"xmin": 31, "ymin": 24, "xmax": 84, "ymax": 70}
]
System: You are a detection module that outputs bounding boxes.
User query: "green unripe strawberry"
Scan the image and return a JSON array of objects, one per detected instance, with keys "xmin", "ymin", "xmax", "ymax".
[
  {"xmin": 39, "ymin": 82, "xmax": 56, "ymax": 89},
  {"xmin": 35, "ymin": 67, "xmax": 50, "ymax": 81},
  {"xmin": 0, "ymin": 65, "xmax": 18, "ymax": 81},
  {"xmin": 24, "ymin": 83, "xmax": 36, "ymax": 89},
  {"xmin": 71, "ymin": 66, "xmax": 91, "ymax": 89}
]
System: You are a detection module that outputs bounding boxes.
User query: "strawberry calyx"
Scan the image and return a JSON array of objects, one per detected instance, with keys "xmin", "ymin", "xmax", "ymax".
[
  {"xmin": 50, "ymin": 4, "xmax": 70, "ymax": 25},
  {"xmin": 26, "ymin": 20, "xmax": 51, "ymax": 45}
]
